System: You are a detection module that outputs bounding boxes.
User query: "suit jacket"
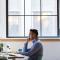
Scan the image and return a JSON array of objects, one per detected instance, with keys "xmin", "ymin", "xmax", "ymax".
[{"xmin": 20, "ymin": 39, "xmax": 43, "ymax": 60}]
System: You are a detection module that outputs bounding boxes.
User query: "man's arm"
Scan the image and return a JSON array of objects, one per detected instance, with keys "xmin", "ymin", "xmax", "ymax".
[
  {"xmin": 23, "ymin": 39, "xmax": 30, "ymax": 52},
  {"xmin": 23, "ymin": 42, "xmax": 28, "ymax": 52},
  {"xmin": 20, "ymin": 43, "xmax": 42, "ymax": 56}
]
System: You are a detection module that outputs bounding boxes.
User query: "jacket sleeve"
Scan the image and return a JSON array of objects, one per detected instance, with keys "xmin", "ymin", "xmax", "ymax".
[{"xmin": 23, "ymin": 42, "xmax": 28, "ymax": 52}]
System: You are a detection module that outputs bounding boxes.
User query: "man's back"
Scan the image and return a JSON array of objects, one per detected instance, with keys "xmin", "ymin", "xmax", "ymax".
[{"xmin": 28, "ymin": 41, "xmax": 43, "ymax": 60}]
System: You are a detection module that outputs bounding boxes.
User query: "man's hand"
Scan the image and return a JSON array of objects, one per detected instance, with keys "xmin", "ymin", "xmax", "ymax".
[
  {"xmin": 17, "ymin": 51, "xmax": 22, "ymax": 54},
  {"xmin": 26, "ymin": 38, "xmax": 30, "ymax": 43}
]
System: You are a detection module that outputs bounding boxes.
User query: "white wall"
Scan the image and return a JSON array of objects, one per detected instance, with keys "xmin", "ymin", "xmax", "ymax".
[
  {"xmin": 0, "ymin": 0, "xmax": 6, "ymax": 38},
  {"xmin": 42, "ymin": 42, "xmax": 60, "ymax": 60}
]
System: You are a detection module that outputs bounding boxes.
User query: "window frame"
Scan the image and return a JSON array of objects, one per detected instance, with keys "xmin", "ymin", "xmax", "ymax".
[{"xmin": 6, "ymin": 0, "xmax": 59, "ymax": 38}]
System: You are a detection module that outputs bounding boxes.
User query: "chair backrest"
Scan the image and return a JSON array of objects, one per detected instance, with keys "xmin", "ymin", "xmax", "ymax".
[
  {"xmin": 0, "ymin": 57, "xmax": 7, "ymax": 60},
  {"xmin": 37, "ymin": 56, "xmax": 42, "ymax": 60}
]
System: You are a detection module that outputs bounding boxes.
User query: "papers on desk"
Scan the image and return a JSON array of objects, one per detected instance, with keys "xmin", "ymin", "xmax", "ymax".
[
  {"xmin": 8, "ymin": 53, "xmax": 25, "ymax": 57},
  {"xmin": 0, "ymin": 53, "xmax": 29, "ymax": 60},
  {"xmin": 8, "ymin": 53, "xmax": 29, "ymax": 59}
]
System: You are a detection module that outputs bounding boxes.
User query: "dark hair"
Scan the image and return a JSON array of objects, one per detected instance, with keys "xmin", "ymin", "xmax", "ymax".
[{"xmin": 30, "ymin": 29, "xmax": 38, "ymax": 36}]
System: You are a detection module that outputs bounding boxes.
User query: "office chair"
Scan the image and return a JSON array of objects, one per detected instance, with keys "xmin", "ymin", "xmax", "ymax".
[
  {"xmin": 0, "ymin": 57, "xmax": 7, "ymax": 60},
  {"xmin": 37, "ymin": 56, "xmax": 42, "ymax": 60}
]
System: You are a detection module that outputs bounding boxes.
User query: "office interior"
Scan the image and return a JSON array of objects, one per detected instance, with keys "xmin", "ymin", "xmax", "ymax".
[{"xmin": 0, "ymin": 0, "xmax": 60, "ymax": 60}]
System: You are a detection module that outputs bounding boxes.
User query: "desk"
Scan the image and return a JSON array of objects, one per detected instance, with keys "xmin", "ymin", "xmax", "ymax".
[
  {"xmin": 7, "ymin": 56, "xmax": 24, "ymax": 60},
  {"xmin": 0, "ymin": 53, "xmax": 28, "ymax": 60},
  {"xmin": 8, "ymin": 53, "xmax": 24, "ymax": 60}
]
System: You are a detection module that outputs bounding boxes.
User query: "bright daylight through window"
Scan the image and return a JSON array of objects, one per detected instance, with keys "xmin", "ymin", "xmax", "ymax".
[{"xmin": 7, "ymin": 0, "xmax": 58, "ymax": 37}]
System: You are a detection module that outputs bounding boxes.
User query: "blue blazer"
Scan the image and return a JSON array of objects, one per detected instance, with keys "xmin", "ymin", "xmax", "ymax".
[{"xmin": 20, "ymin": 40, "xmax": 43, "ymax": 60}]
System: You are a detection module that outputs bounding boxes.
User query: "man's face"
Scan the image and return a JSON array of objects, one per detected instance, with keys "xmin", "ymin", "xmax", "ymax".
[{"xmin": 29, "ymin": 31, "xmax": 36, "ymax": 40}]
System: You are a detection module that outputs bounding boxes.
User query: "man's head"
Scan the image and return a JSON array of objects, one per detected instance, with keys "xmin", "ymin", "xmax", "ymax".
[{"xmin": 29, "ymin": 29, "xmax": 38, "ymax": 40}]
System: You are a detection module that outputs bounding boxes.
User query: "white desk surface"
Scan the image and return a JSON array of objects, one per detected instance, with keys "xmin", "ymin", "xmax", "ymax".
[{"xmin": 0, "ymin": 52, "xmax": 28, "ymax": 59}]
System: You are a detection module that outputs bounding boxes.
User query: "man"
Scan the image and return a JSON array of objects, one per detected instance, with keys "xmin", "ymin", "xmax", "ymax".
[{"xmin": 19, "ymin": 29, "xmax": 43, "ymax": 60}]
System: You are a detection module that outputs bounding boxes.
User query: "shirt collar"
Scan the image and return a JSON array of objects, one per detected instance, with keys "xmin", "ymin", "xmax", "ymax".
[{"xmin": 32, "ymin": 39, "xmax": 37, "ymax": 43}]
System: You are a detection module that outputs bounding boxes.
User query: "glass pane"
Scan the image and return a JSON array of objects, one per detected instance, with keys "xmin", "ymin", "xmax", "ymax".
[
  {"xmin": 41, "ymin": 16, "xmax": 57, "ymax": 36},
  {"xmin": 25, "ymin": 0, "xmax": 40, "ymax": 15},
  {"xmin": 25, "ymin": 16, "xmax": 40, "ymax": 36},
  {"xmin": 59, "ymin": 20, "xmax": 60, "ymax": 36},
  {"xmin": 8, "ymin": 16, "xmax": 24, "ymax": 37},
  {"xmin": 8, "ymin": 0, "xmax": 24, "ymax": 15},
  {"xmin": 59, "ymin": 0, "xmax": 60, "ymax": 36},
  {"xmin": 41, "ymin": 0, "xmax": 57, "ymax": 15}
]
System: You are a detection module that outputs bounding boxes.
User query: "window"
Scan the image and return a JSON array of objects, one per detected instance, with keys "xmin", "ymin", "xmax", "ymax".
[
  {"xmin": 59, "ymin": 0, "xmax": 60, "ymax": 36},
  {"xmin": 6, "ymin": 0, "xmax": 58, "ymax": 38}
]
